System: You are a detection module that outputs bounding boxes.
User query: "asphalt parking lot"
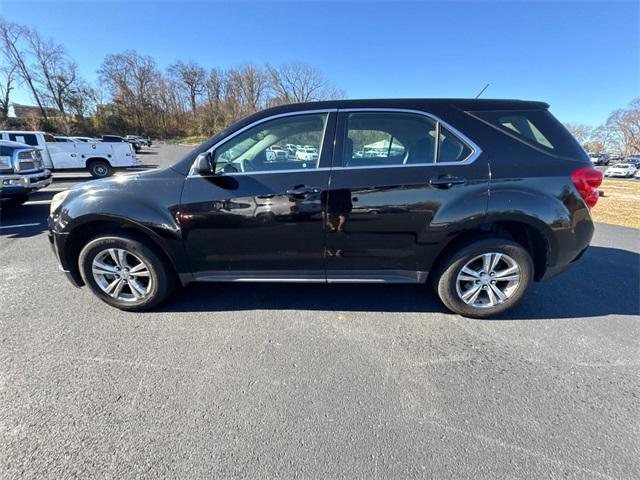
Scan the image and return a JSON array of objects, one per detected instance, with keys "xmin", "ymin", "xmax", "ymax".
[{"xmin": 1, "ymin": 144, "xmax": 639, "ymax": 479}]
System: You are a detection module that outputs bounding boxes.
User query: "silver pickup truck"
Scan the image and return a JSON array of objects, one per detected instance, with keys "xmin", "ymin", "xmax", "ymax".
[{"xmin": 0, "ymin": 140, "xmax": 53, "ymax": 206}]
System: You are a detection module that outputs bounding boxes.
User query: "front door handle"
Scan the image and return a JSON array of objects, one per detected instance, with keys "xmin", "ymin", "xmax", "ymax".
[
  {"xmin": 429, "ymin": 175, "xmax": 466, "ymax": 189},
  {"xmin": 285, "ymin": 186, "xmax": 321, "ymax": 196}
]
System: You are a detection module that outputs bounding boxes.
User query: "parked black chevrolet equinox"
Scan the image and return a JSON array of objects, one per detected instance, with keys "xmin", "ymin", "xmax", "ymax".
[{"xmin": 48, "ymin": 99, "xmax": 603, "ymax": 318}]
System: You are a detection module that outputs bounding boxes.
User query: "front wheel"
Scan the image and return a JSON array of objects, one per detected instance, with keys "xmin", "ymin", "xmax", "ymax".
[
  {"xmin": 78, "ymin": 235, "xmax": 175, "ymax": 311},
  {"xmin": 433, "ymin": 238, "xmax": 533, "ymax": 318}
]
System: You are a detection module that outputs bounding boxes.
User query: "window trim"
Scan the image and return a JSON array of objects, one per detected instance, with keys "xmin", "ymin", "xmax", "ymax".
[
  {"xmin": 188, "ymin": 109, "xmax": 337, "ymax": 178},
  {"xmin": 332, "ymin": 108, "xmax": 481, "ymax": 170}
]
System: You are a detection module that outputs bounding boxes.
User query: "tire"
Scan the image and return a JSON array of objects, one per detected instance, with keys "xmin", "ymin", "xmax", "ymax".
[
  {"xmin": 88, "ymin": 160, "xmax": 113, "ymax": 178},
  {"xmin": 78, "ymin": 235, "xmax": 175, "ymax": 311},
  {"xmin": 1, "ymin": 194, "xmax": 30, "ymax": 207},
  {"xmin": 432, "ymin": 237, "xmax": 533, "ymax": 319}
]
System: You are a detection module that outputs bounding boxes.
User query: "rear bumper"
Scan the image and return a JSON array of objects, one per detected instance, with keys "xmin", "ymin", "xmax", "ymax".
[{"xmin": 0, "ymin": 170, "xmax": 52, "ymax": 198}]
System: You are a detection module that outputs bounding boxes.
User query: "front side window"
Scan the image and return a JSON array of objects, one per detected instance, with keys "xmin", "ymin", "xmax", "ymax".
[
  {"xmin": 8, "ymin": 133, "xmax": 38, "ymax": 146},
  {"xmin": 213, "ymin": 113, "xmax": 328, "ymax": 174}
]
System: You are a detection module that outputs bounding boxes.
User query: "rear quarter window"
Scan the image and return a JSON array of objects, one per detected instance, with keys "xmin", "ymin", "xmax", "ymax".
[{"xmin": 469, "ymin": 109, "xmax": 588, "ymax": 160}]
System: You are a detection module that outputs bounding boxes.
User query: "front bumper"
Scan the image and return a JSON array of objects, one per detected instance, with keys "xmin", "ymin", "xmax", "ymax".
[
  {"xmin": 0, "ymin": 170, "xmax": 52, "ymax": 198},
  {"xmin": 47, "ymin": 218, "xmax": 84, "ymax": 288}
]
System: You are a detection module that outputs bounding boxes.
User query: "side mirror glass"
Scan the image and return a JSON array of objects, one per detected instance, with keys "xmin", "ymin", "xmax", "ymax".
[{"xmin": 193, "ymin": 151, "xmax": 213, "ymax": 175}]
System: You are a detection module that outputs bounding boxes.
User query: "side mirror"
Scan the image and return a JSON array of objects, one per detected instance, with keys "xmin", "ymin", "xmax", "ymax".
[{"xmin": 193, "ymin": 151, "xmax": 213, "ymax": 175}]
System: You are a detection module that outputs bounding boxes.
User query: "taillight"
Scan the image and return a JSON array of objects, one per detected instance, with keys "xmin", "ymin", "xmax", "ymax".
[{"xmin": 571, "ymin": 166, "xmax": 603, "ymax": 208}]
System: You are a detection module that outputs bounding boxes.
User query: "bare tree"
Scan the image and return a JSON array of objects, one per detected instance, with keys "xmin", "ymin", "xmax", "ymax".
[
  {"xmin": 604, "ymin": 99, "xmax": 640, "ymax": 155},
  {"xmin": 99, "ymin": 50, "xmax": 161, "ymax": 132},
  {"xmin": 168, "ymin": 61, "xmax": 206, "ymax": 115},
  {"xmin": 267, "ymin": 62, "xmax": 342, "ymax": 104},
  {"xmin": 0, "ymin": 62, "xmax": 17, "ymax": 119},
  {"xmin": 0, "ymin": 18, "xmax": 48, "ymax": 120},
  {"xmin": 25, "ymin": 28, "xmax": 81, "ymax": 132},
  {"xmin": 226, "ymin": 64, "xmax": 269, "ymax": 114},
  {"xmin": 563, "ymin": 123, "xmax": 593, "ymax": 146}
]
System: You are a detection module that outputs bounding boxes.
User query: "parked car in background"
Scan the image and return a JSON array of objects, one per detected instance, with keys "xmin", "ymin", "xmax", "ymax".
[
  {"xmin": 266, "ymin": 145, "xmax": 288, "ymax": 161},
  {"xmin": 624, "ymin": 156, "xmax": 640, "ymax": 168},
  {"xmin": 103, "ymin": 134, "xmax": 141, "ymax": 153},
  {"xmin": 589, "ymin": 153, "xmax": 609, "ymax": 165},
  {"xmin": 53, "ymin": 136, "xmax": 79, "ymax": 143},
  {"xmin": 0, "ymin": 131, "xmax": 139, "ymax": 178},
  {"xmin": 48, "ymin": 98, "xmax": 601, "ymax": 318},
  {"xmin": 72, "ymin": 136, "xmax": 100, "ymax": 143},
  {"xmin": 127, "ymin": 135, "xmax": 152, "ymax": 147},
  {"xmin": 0, "ymin": 139, "xmax": 52, "ymax": 206},
  {"xmin": 296, "ymin": 146, "xmax": 319, "ymax": 161},
  {"xmin": 604, "ymin": 163, "xmax": 637, "ymax": 178}
]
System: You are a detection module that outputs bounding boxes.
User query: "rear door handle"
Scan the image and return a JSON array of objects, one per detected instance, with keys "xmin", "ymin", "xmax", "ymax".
[
  {"xmin": 429, "ymin": 175, "xmax": 466, "ymax": 189},
  {"xmin": 285, "ymin": 186, "xmax": 321, "ymax": 196}
]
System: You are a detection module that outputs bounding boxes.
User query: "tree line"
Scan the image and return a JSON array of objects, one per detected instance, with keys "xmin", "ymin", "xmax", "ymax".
[
  {"xmin": 1, "ymin": 16, "xmax": 638, "ymax": 152},
  {"xmin": 0, "ymin": 18, "xmax": 344, "ymax": 139},
  {"xmin": 564, "ymin": 98, "xmax": 640, "ymax": 156}
]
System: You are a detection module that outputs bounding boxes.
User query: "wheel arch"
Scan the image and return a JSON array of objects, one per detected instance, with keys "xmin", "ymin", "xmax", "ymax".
[
  {"xmin": 85, "ymin": 156, "xmax": 112, "ymax": 167},
  {"xmin": 428, "ymin": 217, "xmax": 553, "ymax": 283},
  {"xmin": 63, "ymin": 216, "xmax": 188, "ymax": 287}
]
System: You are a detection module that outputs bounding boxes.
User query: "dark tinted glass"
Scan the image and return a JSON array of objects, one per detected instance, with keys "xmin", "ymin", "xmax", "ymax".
[
  {"xmin": 472, "ymin": 109, "xmax": 588, "ymax": 160},
  {"xmin": 343, "ymin": 112, "xmax": 437, "ymax": 167},
  {"xmin": 8, "ymin": 133, "xmax": 38, "ymax": 146},
  {"xmin": 438, "ymin": 126, "xmax": 472, "ymax": 163}
]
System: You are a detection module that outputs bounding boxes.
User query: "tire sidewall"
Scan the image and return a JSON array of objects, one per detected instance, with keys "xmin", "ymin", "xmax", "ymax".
[
  {"xmin": 436, "ymin": 238, "xmax": 533, "ymax": 318},
  {"xmin": 78, "ymin": 236, "xmax": 169, "ymax": 311},
  {"xmin": 89, "ymin": 161, "xmax": 112, "ymax": 178}
]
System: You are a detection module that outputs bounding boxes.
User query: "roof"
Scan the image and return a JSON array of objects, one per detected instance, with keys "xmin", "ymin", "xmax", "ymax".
[
  {"xmin": 258, "ymin": 98, "xmax": 550, "ymax": 115},
  {"xmin": 0, "ymin": 139, "xmax": 34, "ymax": 149},
  {"xmin": 1, "ymin": 130, "xmax": 46, "ymax": 135}
]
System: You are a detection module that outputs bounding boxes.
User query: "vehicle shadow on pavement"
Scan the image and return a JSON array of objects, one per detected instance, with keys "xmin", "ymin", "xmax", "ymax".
[{"xmin": 161, "ymin": 246, "xmax": 640, "ymax": 320}]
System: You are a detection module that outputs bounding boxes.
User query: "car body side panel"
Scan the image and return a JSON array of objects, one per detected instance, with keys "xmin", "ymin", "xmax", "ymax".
[{"xmin": 49, "ymin": 168, "xmax": 190, "ymax": 278}]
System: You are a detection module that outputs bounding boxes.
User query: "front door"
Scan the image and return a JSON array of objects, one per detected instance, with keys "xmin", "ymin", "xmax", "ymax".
[
  {"xmin": 324, "ymin": 109, "xmax": 489, "ymax": 282},
  {"xmin": 180, "ymin": 111, "xmax": 336, "ymax": 281}
]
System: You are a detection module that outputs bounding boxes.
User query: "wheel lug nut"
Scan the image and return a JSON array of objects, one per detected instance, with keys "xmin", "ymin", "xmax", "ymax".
[
  {"xmin": 490, "ymin": 272, "xmax": 495, "ymax": 276},
  {"xmin": 491, "ymin": 280, "xmax": 496, "ymax": 285}
]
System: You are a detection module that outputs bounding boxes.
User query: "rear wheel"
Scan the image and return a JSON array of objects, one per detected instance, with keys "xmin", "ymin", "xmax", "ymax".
[
  {"xmin": 78, "ymin": 235, "xmax": 175, "ymax": 311},
  {"xmin": 88, "ymin": 160, "xmax": 113, "ymax": 178},
  {"xmin": 433, "ymin": 237, "xmax": 533, "ymax": 318}
]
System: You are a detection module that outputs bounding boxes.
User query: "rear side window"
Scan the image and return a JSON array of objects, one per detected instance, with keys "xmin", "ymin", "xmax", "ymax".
[
  {"xmin": 438, "ymin": 126, "xmax": 472, "ymax": 163},
  {"xmin": 8, "ymin": 133, "xmax": 38, "ymax": 146},
  {"xmin": 471, "ymin": 109, "xmax": 587, "ymax": 159}
]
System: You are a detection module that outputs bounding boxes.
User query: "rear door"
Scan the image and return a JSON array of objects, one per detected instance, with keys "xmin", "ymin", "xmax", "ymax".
[
  {"xmin": 180, "ymin": 110, "xmax": 336, "ymax": 280},
  {"xmin": 325, "ymin": 109, "xmax": 489, "ymax": 282}
]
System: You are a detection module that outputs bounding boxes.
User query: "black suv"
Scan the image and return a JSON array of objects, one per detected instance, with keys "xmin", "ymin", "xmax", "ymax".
[{"xmin": 48, "ymin": 99, "xmax": 602, "ymax": 318}]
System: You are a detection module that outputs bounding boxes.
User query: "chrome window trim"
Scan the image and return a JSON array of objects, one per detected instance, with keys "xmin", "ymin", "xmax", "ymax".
[
  {"xmin": 337, "ymin": 107, "xmax": 482, "ymax": 168},
  {"xmin": 187, "ymin": 109, "xmax": 337, "ymax": 178}
]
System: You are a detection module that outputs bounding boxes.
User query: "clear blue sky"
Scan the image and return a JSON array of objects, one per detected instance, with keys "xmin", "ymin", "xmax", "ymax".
[{"xmin": 2, "ymin": 0, "xmax": 638, "ymax": 126}]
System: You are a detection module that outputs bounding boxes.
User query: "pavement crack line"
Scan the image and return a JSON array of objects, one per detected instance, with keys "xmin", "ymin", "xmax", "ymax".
[{"xmin": 410, "ymin": 415, "xmax": 617, "ymax": 480}]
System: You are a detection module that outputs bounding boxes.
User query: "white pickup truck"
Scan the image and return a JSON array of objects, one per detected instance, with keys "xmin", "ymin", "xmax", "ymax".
[{"xmin": 0, "ymin": 131, "xmax": 140, "ymax": 178}]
